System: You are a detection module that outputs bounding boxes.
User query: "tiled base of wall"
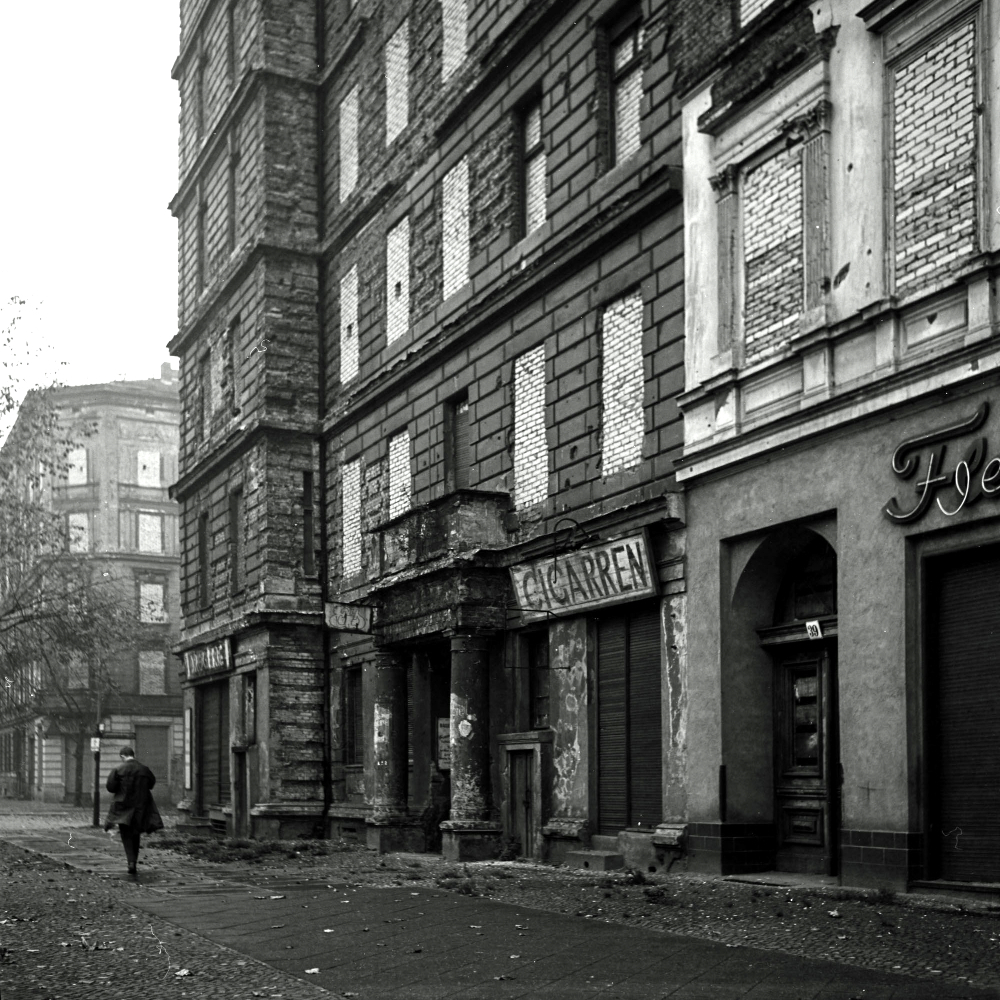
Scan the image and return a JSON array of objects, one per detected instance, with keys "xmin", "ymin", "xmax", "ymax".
[
  {"xmin": 685, "ymin": 823, "xmax": 775, "ymax": 874},
  {"xmin": 840, "ymin": 829, "xmax": 923, "ymax": 889}
]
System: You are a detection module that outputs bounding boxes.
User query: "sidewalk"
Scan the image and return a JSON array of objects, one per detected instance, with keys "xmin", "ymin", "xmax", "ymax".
[{"xmin": 2, "ymin": 816, "xmax": 997, "ymax": 999}]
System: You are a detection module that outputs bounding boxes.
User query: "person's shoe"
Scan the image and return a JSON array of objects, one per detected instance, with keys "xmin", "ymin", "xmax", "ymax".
[{"xmin": 127, "ymin": 866, "xmax": 137, "ymax": 876}]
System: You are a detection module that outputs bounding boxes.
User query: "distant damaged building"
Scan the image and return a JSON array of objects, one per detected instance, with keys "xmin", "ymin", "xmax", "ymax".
[{"xmin": 169, "ymin": 0, "xmax": 688, "ymax": 866}]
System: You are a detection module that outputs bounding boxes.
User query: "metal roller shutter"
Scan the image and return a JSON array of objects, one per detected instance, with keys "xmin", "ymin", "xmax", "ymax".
[
  {"xmin": 597, "ymin": 605, "xmax": 663, "ymax": 834},
  {"xmin": 628, "ymin": 610, "xmax": 663, "ymax": 829},
  {"xmin": 197, "ymin": 681, "xmax": 231, "ymax": 811},
  {"xmin": 932, "ymin": 546, "xmax": 1000, "ymax": 882},
  {"xmin": 598, "ymin": 617, "xmax": 627, "ymax": 833}
]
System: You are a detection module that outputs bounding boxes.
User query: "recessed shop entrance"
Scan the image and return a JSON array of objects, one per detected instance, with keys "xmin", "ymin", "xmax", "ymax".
[
  {"xmin": 746, "ymin": 529, "xmax": 840, "ymax": 876},
  {"xmin": 927, "ymin": 544, "xmax": 1000, "ymax": 883}
]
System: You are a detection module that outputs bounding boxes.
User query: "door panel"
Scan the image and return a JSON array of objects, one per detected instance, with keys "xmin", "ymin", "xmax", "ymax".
[
  {"xmin": 774, "ymin": 646, "xmax": 838, "ymax": 875},
  {"xmin": 509, "ymin": 750, "xmax": 533, "ymax": 856}
]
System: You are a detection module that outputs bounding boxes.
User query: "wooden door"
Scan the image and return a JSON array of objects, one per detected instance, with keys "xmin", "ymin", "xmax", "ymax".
[
  {"xmin": 509, "ymin": 750, "xmax": 533, "ymax": 857},
  {"xmin": 774, "ymin": 645, "xmax": 838, "ymax": 875}
]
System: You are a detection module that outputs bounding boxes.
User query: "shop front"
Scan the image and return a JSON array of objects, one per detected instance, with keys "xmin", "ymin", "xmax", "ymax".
[{"xmin": 679, "ymin": 380, "xmax": 1000, "ymax": 889}]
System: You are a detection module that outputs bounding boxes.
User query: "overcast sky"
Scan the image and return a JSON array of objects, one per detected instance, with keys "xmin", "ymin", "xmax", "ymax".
[{"xmin": 1, "ymin": 3, "xmax": 180, "ymax": 422}]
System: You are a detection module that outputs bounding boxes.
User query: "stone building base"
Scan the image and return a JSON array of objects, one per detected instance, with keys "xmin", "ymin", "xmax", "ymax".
[
  {"xmin": 440, "ymin": 821, "xmax": 502, "ymax": 862},
  {"xmin": 686, "ymin": 822, "xmax": 775, "ymax": 874},
  {"xmin": 840, "ymin": 830, "xmax": 922, "ymax": 890},
  {"xmin": 366, "ymin": 819, "xmax": 426, "ymax": 854}
]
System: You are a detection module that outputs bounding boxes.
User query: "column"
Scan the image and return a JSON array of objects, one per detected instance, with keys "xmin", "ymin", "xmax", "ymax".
[
  {"xmin": 440, "ymin": 632, "xmax": 501, "ymax": 860},
  {"xmin": 367, "ymin": 649, "xmax": 422, "ymax": 852},
  {"xmin": 371, "ymin": 649, "xmax": 408, "ymax": 823}
]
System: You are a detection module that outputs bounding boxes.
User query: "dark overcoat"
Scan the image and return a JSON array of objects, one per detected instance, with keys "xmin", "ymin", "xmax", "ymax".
[{"xmin": 103, "ymin": 759, "xmax": 164, "ymax": 833}]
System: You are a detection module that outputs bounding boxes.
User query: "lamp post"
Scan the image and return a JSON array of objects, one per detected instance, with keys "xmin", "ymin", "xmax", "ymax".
[{"xmin": 91, "ymin": 722, "xmax": 104, "ymax": 827}]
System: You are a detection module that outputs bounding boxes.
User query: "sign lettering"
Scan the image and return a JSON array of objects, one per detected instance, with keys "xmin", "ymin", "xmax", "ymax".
[
  {"xmin": 883, "ymin": 402, "xmax": 1000, "ymax": 524},
  {"xmin": 183, "ymin": 639, "xmax": 231, "ymax": 679},
  {"xmin": 325, "ymin": 602, "xmax": 374, "ymax": 633},
  {"xmin": 509, "ymin": 533, "xmax": 658, "ymax": 620}
]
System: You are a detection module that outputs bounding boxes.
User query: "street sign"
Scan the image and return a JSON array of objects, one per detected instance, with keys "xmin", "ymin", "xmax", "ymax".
[{"xmin": 90, "ymin": 737, "xmax": 100, "ymax": 752}]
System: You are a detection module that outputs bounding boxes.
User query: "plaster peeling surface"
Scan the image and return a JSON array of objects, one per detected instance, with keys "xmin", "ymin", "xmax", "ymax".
[
  {"xmin": 551, "ymin": 621, "xmax": 589, "ymax": 817},
  {"xmin": 374, "ymin": 705, "xmax": 390, "ymax": 747},
  {"xmin": 663, "ymin": 595, "xmax": 689, "ymax": 818}
]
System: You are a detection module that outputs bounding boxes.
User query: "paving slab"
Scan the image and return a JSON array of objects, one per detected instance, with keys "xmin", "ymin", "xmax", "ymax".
[{"xmin": 3, "ymin": 820, "xmax": 998, "ymax": 999}]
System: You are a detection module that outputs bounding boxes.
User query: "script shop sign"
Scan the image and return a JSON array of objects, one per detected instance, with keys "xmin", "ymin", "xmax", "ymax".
[{"xmin": 510, "ymin": 533, "xmax": 658, "ymax": 621}]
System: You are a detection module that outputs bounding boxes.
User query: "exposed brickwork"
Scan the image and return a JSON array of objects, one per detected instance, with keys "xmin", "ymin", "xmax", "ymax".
[
  {"xmin": 386, "ymin": 217, "xmax": 411, "ymax": 345},
  {"xmin": 740, "ymin": 0, "xmax": 777, "ymax": 27},
  {"xmin": 524, "ymin": 102, "xmax": 546, "ymax": 235},
  {"xmin": 469, "ymin": 119, "xmax": 514, "ymax": 263},
  {"xmin": 441, "ymin": 0, "xmax": 467, "ymax": 82},
  {"xmin": 342, "ymin": 458, "xmax": 362, "ymax": 577},
  {"xmin": 893, "ymin": 22, "xmax": 977, "ymax": 297},
  {"xmin": 742, "ymin": 148, "xmax": 802, "ymax": 366},
  {"xmin": 385, "ymin": 19, "xmax": 410, "ymax": 146},
  {"xmin": 613, "ymin": 27, "xmax": 644, "ymax": 165},
  {"xmin": 513, "ymin": 346, "xmax": 548, "ymax": 509},
  {"xmin": 388, "ymin": 430, "xmax": 411, "ymax": 519},
  {"xmin": 442, "ymin": 157, "xmax": 470, "ymax": 299},
  {"xmin": 339, "ymin": 85, "xmax": 360, "ymax": 203},
  {"xmin": 340, "ymin": 264, "xmax": 360, "ymax": 383},
  {"xmin": 600, "ymin": 291, "xmax": 645, "ymax": 478}
]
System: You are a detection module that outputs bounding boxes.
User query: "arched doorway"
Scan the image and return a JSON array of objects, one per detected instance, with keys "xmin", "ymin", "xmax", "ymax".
[{"xmin": 757, "ymin": 535, "xmax": 839, "ymax": 875}]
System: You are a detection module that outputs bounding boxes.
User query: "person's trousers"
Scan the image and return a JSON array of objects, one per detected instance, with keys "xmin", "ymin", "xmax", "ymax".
[{"xmin": 118, "ymin": 824, "xmax": 141, "ymax": 870}]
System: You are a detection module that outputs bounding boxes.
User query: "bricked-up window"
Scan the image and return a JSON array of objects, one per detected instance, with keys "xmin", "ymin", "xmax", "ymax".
[
  {"xmin": 198, "ymin": 511, "xmax": 211, "ymax": 607},
  {"xmin": 340, "ymin": 264, "xmax": 360, "ymax": 381},
  {"xmin": 139, "ymin": 651, "xmax": 166, "ymax": 696},
  {"xmin": 610, "ymin": 17, "xmax": 644, "ymax": 165},
  {"xmin": 441, "ymin": 0, "xmax": 466, "ymax": 82},
  {"xmin": 388, "ymin": 430, "xmax": 411, "ymax": 519},
  {"xmin": 197, "ymin": 351, "xmax": 211, "ymax": 441},
  {"xmin": 139, "ymin": 582, "xmax": 167, "ymax": 623},
  {"xmin": 67, "ymin": 654, "xmax": 88, "ymax": 691},
  {"xmin": 343, "ymin": 667, "xmax": 363, "ymax": 765},
  {"xmin": 138, "ymin": 513, "xmax": 164, "ymax": 553},
  {"xmin": 445, "ymin": 395, "xmax": 470, "ymax": 491},
  {"xmin": 740, "ymin": 0, "xmax": 778, "ymax": 27},
  {"xmin": 741, "ymin": 149, "xmax": 803, "ymax": 366},
  {"xmin": 302, "ymin": 472, "xmax": 316, "ymax": 576},
  {"xmin": 137, "ymin": 450, "xmax": 161, "ymax": 487},
  {"xmin": 442, "ymin": 157, "xmax": 470, "ymax": 299},
  {"xmin": 66, "ymin": 448, "xmax": 88, "ymax": 485},
  {"xmin": 339, "ymin": 85, "xmax": 359, "ymax": 202},
  {"xmin": 386, "ymin": 217, "xmax": 410, "ymax": 344},
  {"xmin": 514, "ymin": 346, "xmax": 548, "ymax": 508},
  {"xmin": 342, "ymin": 459, "xmax": 362, "ymax": 577},
  {"xmin": 385, "ymin": 19, "xmax": 409, "ymax": 145},
  {"xmin": 891, "ymin": 21, "xmax": 977, "ymax": 298},
  {"xmin": 521, "ymin": 101, "xmax": 546, "ymax": 238},
  {"xmin": 600, "ymin": 291, "xmax": 645, "ymax": 477},
  {"xmin": 229, "ymin": 488, "xmax": 245, "ymax": 593}
]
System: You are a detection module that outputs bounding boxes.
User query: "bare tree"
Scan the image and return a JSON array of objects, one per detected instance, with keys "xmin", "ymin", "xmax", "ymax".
[{"xmin": 0, "ymin": 301, "xmax": 142, "ymax": 802}]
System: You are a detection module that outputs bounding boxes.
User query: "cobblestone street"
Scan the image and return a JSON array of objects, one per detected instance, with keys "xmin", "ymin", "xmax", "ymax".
[{"xmin": 1, "ymin": 804, "xmax": 998, "ymax": 998}]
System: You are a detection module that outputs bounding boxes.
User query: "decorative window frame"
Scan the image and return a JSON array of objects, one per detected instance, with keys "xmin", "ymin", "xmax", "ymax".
[
  {"xmin": 867, "ymin": 0, "xmax": 987, "ymax": 300},
  {"xmin": 705, "ymin": 62, "xmax": 831, "ymax": 373}
]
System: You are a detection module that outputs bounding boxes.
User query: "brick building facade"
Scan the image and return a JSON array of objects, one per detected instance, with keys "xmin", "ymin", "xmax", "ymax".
[
  {"xmin": 0, "ymin": 367, "xmax": 183, "ymax": 805},
  {"xmin": 676, "ymin": 0, "xmax": 1000, "ymax": 888},
  {"xmin": 170, "ymin": 0, "xmax": 688, "ymax": 864}
]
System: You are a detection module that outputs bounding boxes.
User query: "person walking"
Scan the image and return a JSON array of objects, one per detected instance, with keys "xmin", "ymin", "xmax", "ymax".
[{"xmin": 103, "ymin": 746, "xmax": 163, "ymax": 877}]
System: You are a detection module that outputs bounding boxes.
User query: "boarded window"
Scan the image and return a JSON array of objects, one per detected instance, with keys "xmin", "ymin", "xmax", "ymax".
[
  {"xmin": 68, "ymin": 513, "xmax": 90, "ymax": 553},
  {"xmin": 139, "ymin": 651, "xmax": 166, "ymax": 695},
  {"xmin": 66, "ymin": 448, "xmax": 88, "ymax": 485},
  {"xmin": 138, "ymin": 513, "xmax": 163, "ymax": 553},
  {"xmin": 137, "ymin": 450, "xmax": 161, "ymax": 487},
  {"xmin": 139, "ymin": 582, "xmax": 167, "ymax": 623}
]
